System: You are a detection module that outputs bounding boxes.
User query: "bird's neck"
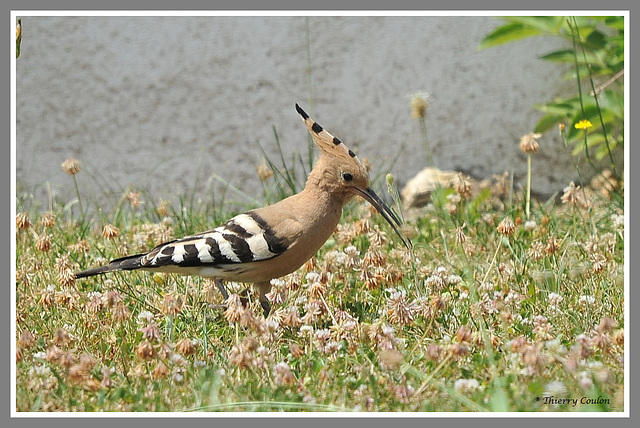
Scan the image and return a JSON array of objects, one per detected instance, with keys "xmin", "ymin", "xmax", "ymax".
[{"xmin": 303, "ymin": 157, "xmax": 353, "ymax": 207}]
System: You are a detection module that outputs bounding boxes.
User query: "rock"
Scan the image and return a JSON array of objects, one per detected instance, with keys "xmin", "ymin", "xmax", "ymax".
[
  {"xmin": 401, "ymin": 167, "xmax": 468, "ymax": 208},
  {"xmin": 401, "ymin": 167, "xmax": 505, "ymax": 209}
]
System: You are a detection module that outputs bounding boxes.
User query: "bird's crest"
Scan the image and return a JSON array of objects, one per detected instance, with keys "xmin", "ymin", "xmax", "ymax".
[{"xmin": 295, "ymin": 103, "xmax": 367, "ymax": 172}]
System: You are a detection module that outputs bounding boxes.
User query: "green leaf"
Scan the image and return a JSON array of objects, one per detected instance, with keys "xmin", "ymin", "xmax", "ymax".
[
  {"xmin": 534, "ymin": 100, "xmax": 579, "ymax": 116},
  {"xmin": 504, "ymin": 16, "xmax": 566, "ymax": 33},
  {"xmin": 599, "ymin": 89, "xmax": 624, "ymax": 117},
  {"xmin": 528, "ymin": 380, "xmax": 544, "ymax": 396},
  {"xmin": 604, "ymin": 16, "xmax": 625, "ymax": 30},
  {"xmin": 585, "ymin": 133, "xmax": 607, "ymax": 148},
  {"xmin": 489, "ymin": 382, "xmax": 511, "ymax": 412},
  {"xmin": 534, "ymin": 114, "xmax": 565, "ymax": 133},
  {"xmin": 478, "ymin": 23, "xmax": 543, "ymax": 49},
  {"xmin": 595, "ymin": 139, "xmax": 618, "ymax": 161},
  {"xmin": 541, "ymin": 49, "xmax": 603, "ymax": 66},
  {"xmin": 539, "ymin": 49, "xmax": 576, "ymax": 63},
  {"xmin": 566, "ymin": 106, "xmax": 617, "ymax": 141},
  {"xmin": 571, "ymin": 141, "xmax": 584, "ymax": 156},
  {"xmin": 586, "ymin": 30, "xmax": 607, "ymax": 50}
]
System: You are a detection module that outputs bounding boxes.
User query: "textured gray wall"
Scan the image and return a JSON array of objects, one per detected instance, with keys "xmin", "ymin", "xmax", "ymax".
[{"xmin": 17, "ymin": 15, "xmax": 579, "ymax": 210}]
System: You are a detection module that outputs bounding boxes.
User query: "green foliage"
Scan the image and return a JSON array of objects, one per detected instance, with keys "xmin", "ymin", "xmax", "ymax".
[
  {"xmin": 481, "ymin": 16, "xmax": 624, "ymax": 167},
  {"xmin": 15, "ymin": 15, "xmax": 626, "ymax": 413},
  {"xmin": 15, "ymin": 169, "xmax": 625, "ymax": 412}
]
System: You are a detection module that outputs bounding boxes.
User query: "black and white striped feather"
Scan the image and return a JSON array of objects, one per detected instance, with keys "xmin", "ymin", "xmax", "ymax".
[
  {"xmin": 144, "ymin": 211, "xmax": 288, "ymax": 267},
  {"xmin": 76, "ymin": 211, "xmax": 289, "ymax": 278}
]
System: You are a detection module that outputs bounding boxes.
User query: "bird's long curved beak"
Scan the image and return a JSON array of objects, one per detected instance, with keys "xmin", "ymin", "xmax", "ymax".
[{"xmin": 352, "ymin": 187, "xmax": 412, "ymax": 249}]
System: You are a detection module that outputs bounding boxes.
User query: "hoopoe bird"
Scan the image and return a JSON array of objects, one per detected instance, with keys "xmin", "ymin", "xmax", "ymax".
[{"xmin": 76, "ymin": 104, "xmax": 410, "ymax": 314}]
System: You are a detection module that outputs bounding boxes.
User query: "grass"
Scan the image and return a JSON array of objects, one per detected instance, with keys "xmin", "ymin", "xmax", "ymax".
[
  {"xmin": 14, "ymin": 154, "xmax": 625, "ymax": 412},
  {"xmin": 14, "ymin": 14, "xmax": 625, "ymax": 413}
]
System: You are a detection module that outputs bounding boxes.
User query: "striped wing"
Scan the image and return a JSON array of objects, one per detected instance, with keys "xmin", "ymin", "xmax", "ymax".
[{"xmin": 140, "ymin": 211, "xmax": 289, "ymax": 269}]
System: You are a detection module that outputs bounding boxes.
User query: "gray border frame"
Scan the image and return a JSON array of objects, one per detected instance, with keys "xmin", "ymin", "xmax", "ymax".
[{"xmin": 5, "ymin": 1, "xmax": 636, "ymax": 428}]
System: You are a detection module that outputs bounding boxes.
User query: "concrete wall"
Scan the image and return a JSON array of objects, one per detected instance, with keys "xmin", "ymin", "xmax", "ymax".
[{"xmin": 16, "ymin": 15, "xmax": 581, "ymax": 211}]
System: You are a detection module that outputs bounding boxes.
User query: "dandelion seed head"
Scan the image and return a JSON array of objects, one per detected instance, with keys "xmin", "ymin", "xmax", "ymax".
[
  {"xmin": 561, "ymin": 182, "xmax": 592, "ymax": 209},
  {"xmin": 589, "ymin": 253, "xmax": 607, "ymax": 273},
  {"xmin": 139, "ymin": 323, "xmax": 161, "ymax": 341},
  {"xmin": 448, "ymin": 343, "xmax": 470, "ymax": 358},
  {"xmin": 519, "ymin": 133, "xmax": 541, "ymax": 153},
  {"xmin": 456, "ymin": 325, "xmax": 472, "ymax": 343},
  {"xmin": 151, "ymin": 361, "xmax": 169, "ymax": 379},
  {"xmin": 497, "ymin": 217, "xmax": 515, "ymax": 236},
  {"xmin": 52, "ymin": 328, "xmax": 71, "ymax": 346},
  {"xmin": 454, "ymin": 175, "xmax": 472, "ymax": 199},
  {"xmin": 16, "ymin": 212, "xmax": 31, "ymax": 230},
  {"xmin": 161, "ymin": 293, "xmax": 182, "ymax": 316},
  {"xmin": 135, "ymin": 340, "xmax": 155, "ymax": 360},
  {"xmin": 410, "ymin": 92, "xmax": 430, "ymax": 120},
  {"xmin": 281, "ymin": 305, "xmax": 302, "ymax": 328},
  {"xmin": 454, "ymin": 224, "xmax": 467, "ymax": 245},
  {"xmin": 18, "ymin": 330, "xmax": 36, "ymax": 349},
  {"xmin": 256, "ymin": 160, "xmax": 274, "ymax": 181},
  {"xmin": 528, "ymin": 241, "xmax": 545, "ymax": 261},
  {"xmin": 36, "ymin": 234, "xmax": 52, "ymax": 253},
  {"xmin": 126, "ymin": 191, "xmax": 143, "ymax": 208},
  {"xmin": 597, "ymin": 317, "xmax": 618, "ymax": 333},
  {"xmin": 111, "ymin": 303, "xmax": 131, "ymax": 322},
  {"xmin": 273, "ymin": 361, "xmax": 296, "ymax": 386},
  {"xmin": 61, "ymin": 157, "xmax": 81, "ymax": 175},
  {"xmin": 176, "ymin": 338, "xmax": 196, "ymax": 356},
  {"xmin": 102, "ymin": 224, "xmax": 119, "ymax": 240}
]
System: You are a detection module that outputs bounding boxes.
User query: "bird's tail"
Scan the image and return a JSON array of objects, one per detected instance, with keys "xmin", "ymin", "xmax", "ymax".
[{"xmin": 75, "ymin": 254, "xmax": 146, "ymax": 279}]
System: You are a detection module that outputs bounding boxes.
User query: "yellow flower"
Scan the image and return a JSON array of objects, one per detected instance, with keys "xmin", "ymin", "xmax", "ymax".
[{"xmin": 574, "ymin": 119, "xmax": 593, "ymax": 130}]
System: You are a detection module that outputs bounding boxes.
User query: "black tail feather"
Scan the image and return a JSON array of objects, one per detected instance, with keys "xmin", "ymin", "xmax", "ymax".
[
  {"xmin": 75, "ymin": 253, "xmax": 146, "ymax": 279},
  {"xmin": 75, "ymin": 265, "xmax": 115, "ymax": 279}
]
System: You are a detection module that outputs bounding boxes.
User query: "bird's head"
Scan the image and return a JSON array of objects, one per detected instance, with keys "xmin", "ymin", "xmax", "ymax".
[{"xmin": 296, "ymin": 103, "xmax": 411, "ymax": 249}]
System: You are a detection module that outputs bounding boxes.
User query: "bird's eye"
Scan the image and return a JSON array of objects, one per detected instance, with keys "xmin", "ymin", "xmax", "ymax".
[{"xmin": 342, "ymin": 172, "xmax": 353, "ymax": 182}]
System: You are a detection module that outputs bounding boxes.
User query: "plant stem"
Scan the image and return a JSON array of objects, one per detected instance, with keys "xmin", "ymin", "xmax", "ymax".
[
  {"xmin": 72, "ymin": 175, "xmax": 84, "ymax": 223},
  {"xmin": 419, "ymin": 117, "xmax": 434, "ymax": 167},
  {"xmin": 525, "ymin": 153, "xmax": 532, "ymax": 220}
]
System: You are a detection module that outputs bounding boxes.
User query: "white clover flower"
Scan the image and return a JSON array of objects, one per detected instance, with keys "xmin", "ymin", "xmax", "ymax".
[
  {"xmin": 611, "ymin": 214, "xmax": 624, "ymax": 230},
  {"xmin": 447, "ymin": 274, "xmax": 462, "ymax": 285},
  {"xmin": 305, "ymin": 272, "xmax": 321, "ymax": 283},
  {"xmin": 543, "ymin": 380, "xmax": 567, "ymax": 396},
  {"xmin": 578, "ymin": 295, "xmax": 596, "ymax": 307},
  {"xmin": 137, "ymin": 310, "xmax": 154, "ymax": 324},
  {"xmin": 270, "ymin": 278, "xmax": 285, "ymax": 287},
  {"xmin": 454, "ymin": 378, "xmax": 480, "ymax": 392}
]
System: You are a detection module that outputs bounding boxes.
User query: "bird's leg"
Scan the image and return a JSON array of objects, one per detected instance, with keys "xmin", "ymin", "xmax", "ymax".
[
  {"xmin": 214, "ymin": 278, "xmax": 229, "ymax": 300},
  {"xmin": 253, "ymin": 281, "xmax": 272, "ymax": 316},
  {"xmin": 206, "ymin": 278, "xmax": 230, "ymax": 310},
  {"xmin": 235, "ymin": 285, "xmax": 270, "ymax": 315},
  {"xmin": 237, "ymin": 286, "xmax": 249, "ymax": 302}
]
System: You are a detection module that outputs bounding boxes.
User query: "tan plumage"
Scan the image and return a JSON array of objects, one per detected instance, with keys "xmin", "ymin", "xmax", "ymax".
[{"xmin": 76, "ymin": 104, "xmax": 410, "ymax": 314}]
